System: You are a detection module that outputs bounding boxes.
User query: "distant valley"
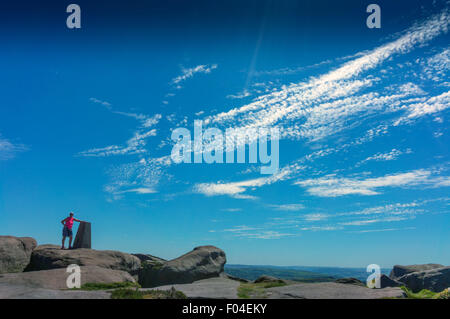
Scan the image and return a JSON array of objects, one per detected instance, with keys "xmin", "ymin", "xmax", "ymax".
[{"xmin": 225, "ymin": 264, "xmax": 391, "ymax": 282}]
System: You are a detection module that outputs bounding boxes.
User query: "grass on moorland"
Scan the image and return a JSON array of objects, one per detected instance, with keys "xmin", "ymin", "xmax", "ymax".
[
  {"xmin": 72, "ymin": 281, "xmax": 186, "ymax": 299},
  {"xmin": 110, "ymin": 287, "xmax": 187, "ymax": 299},
  {"xmin": 74, "ymin": 281, "xmax": 141, "ymax": 291},
  {"xmin": 401, "ymin": 286, "xmax": 450, "ymax": 299},
  {"xmin": 237, "ymin": 282, "xmax": 287, "ymax": 299},
  {"xmin": 110, "ymin": 288, "xmax": 145, "ymax": 299}
]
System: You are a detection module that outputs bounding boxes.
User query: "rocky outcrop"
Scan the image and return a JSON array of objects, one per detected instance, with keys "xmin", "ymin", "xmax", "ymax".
[
  {"xmin": 25, "ymin": 245, "xmax": 141, "ymax": 275},
  {"xmin": 221, "ymin": 272, "xmax": 250, "ymax": 283},
  {"xmin": 0, "ymin": 236, "xmax": 37, "ymax": 274},
  {"xmin": 254, "ymin": 275, "xmax": 286, "ymax": 284},
  {"xmin": 390, "ymin": 264, "xmax": 444, "ymax": 280},
  {"xmin": 379, "ymin": 274, "xmax": 403, "ymax": 288},
  {"xmin": 0, "ymin": 266, "xmax": 135, "ymax": 290},
  {"xmin": 138, "ymin": 245, "xmax": 226, "ymax": 288},
  {"xmin": 395, "ymin": 266, "xmax": 450, "ymax": 292},
  {"xmin": 132, "ymin": 253, "xmax": 166, "ymax": 264},
  {"xmin": 335, "ymin": 276, "xmax": 401, "ymax": 288}
]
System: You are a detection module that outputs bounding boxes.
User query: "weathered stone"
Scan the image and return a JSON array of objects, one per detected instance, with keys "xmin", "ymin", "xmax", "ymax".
[
  {"xmin": 390, "ymin": 264, "xmax": 444, "ymax": 280},
  {"xmin": 73, "ymin": 222, "xmax": 91, "ymax": 249},
  {"xmin": 0, "ymin": 283, "xmax": 110, "ymax": 299},
  {"xmin": 0, "ymin": 266, "xmax": 135, "ymax": 290},
  {"xmin": 142, "ymin": 277, "xmax": 240, "ymax": 299},
  {"xmin": 379, "ymin": 274, "xmax": 403, "ymax": 288},
  {"xmin": 138, "ymin": 245, "xmax": 226, "ymax": 288},
  {"xmin": 143, "ymin": 278, "xmax": 408, "ymax": 299},
  {"xmin": 266, "ymin": 282, "xmax": 406, "ymax": 299},
  {"xmin": 221, "ymin": 272, "xmax": 250, "ymax": 283},
  {"xmin": 25, "ymin": 245, "xmax": 141, "ymax": 275},
  {"xmin": 254, "ymin": 275, "xmax": 286, "ymax": 284},
  {"xmin": 0, "ymin": 236, "xmax": 37, "ymax": 274},
  {"xmin": 396, "ymin": 266, "xmax": 450, "ymax": 292},
  {"xmin": 132, "ymin": 253, "xmax": 166, "ymax": 264}
]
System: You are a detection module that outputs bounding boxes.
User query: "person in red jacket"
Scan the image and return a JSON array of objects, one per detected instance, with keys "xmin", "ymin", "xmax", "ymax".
[{"xmin": 61, "ymin": 212, "xmax": 84, "ymax": 249}]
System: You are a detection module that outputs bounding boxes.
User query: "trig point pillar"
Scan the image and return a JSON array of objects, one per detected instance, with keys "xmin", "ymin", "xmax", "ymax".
[{"xmin": 73, "ymin": 222, "xmax": 91, "ymax": 249}]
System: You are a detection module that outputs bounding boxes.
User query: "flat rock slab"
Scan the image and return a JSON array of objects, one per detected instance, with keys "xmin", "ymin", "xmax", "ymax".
[
  {"xmin": 0, "ymin": 266, "xmax": 135, "ymax": 290},
  {"xmin": 266, "ymin": 282, "xmax": 406, "ymax": 299},
  {"xmin": 25, "ymin": 245, "xmax": 140, "ymax": 274},
  {"xmin": 0, "ymin": 283, "xmax": 110, "ymax": 299},
  {"xmin": 143, "ymin": 277, "xmax": 240, "ymax": 299}
]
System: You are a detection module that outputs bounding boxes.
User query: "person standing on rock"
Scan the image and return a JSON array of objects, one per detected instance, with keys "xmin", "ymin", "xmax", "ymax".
[{"xmin": 61, "ymin": 212, "xmax": 84, "ymax": 250}]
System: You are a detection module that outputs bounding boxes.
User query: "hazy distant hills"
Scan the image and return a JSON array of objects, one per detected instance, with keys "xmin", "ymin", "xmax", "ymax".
[{"xmin": 225, "ymin": 264, "xmax": 391, "ymax": 282}]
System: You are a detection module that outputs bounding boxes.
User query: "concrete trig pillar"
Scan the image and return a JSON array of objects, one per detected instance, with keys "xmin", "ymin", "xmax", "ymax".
[{"xmin": 73, "ymin": 222, "xmax": 91, "ymax": 249}]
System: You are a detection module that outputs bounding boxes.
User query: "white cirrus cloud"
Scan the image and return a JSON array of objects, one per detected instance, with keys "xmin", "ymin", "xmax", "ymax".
[
  {"xmin": 205, "ymin": 10, "xmax": 449, "ymax": 130},
  {"xmin": 223, "ymin": 225, "xmax": 295, "ymax": 239},
  {"xmin": 348, "ymin": 227, "xmax": 416, "ymax": 234},
  {"xmin": 223, "ymin": 225, "xmax": 260, "ymax": 233},
  {"xmin": 104, "ymin": 155, "xmax": 171, "ymax": 200},
  {"xmin": 164, "ymin": 10, "xmax": 450, "ymax": 203},
  {"xmin": 269, "ymin": 203, "xmax": 304, "ymax": 211},
  {"xmin": 89, "ymin": 97, "xmax": 112, "ymax": 108},
  {"xmin": 88, "ymin": 10, "xmax": 450, "ymax": 202},
  {"xmin": 402, "ymin": 90, "xmax": 450, "ymax": 120},
  {"xmin": 214, "ymin": 198, "xmax": 446, "ymax": 239},
  {"xmin": 303, "ymin": 213, "xmax": 330, "ymax": 221},
  {"xmin": 226, "ymin": 90, "xmax": 251, "ymax": 99},
  {"xmin": 78, "ymin": 105, "xmax": 162, "ymax": 157},
  {"xmin": 0, "ymin": 135, "xmax": 28, "ymax": 160},
  {"xmin": 192, "ymin": 9, "xmax": 450, "ymax": 162},
  {"xmin": 421, "ymin": 46, "xmax": 449, "ymax": 82},
  {"xmin": 171, "ymin": 64, "xmax": 218, "ymax": 85},
  {"xmin": 295, "ymin": 168, "xmax": 450, "ymax": 197},
  {"xmin": 78, "ymin": 128, "xmax": 157, "ymax": 157},
  {"xmin": 239, "ymin": 231, "xmax": 295, "ymax": 239},
  {"xmin": 339, "ymin": 216, "xmax": 413, "ymax": 226},
  {"xmin": 193, "ymin": 167, "xmax": 293, "ymax": 199},
  {"xmin": 300, "ymin": 226, "xmax": 343, "ymax": 231},
  {"xmin": 357, "ymin": 148, "xmax": 412, "ymax": 166},
  {"xmin": 114, "ymin": 187, "xmax": 157, "ymax": 195}
]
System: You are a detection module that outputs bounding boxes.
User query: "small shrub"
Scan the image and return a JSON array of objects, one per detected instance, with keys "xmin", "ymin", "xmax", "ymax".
[
  {"xmin": 143, "ymin": 287, "xmax": 187, "ymax": 299},
  {"xmin": 436, "ymin": 289, "xmax": 450, "ymax": 299},
  {"xmin": 401, "ymin": 286, "xmax": 449, "ymax": 299},
  {"xmin": 141, "ymin": 260, "xmax": 164, "ymax": 270},
  {"xmin": 262, "ymin": 282, "xmax": 287, "ymax": 289},
  {"xmin": 111, "ymin": 288, "xmax": 144, "ymax": 299},
  {"xmin": 237, "ymin": 285, "xmax": 254, "ymax": 299},
  {"xmin": 237, "ymin": 282, "xmax": 287, "ymax": 299},
  {"xmin": 110, "ymin": 287, "xmax": 187, "ymax": 299}
]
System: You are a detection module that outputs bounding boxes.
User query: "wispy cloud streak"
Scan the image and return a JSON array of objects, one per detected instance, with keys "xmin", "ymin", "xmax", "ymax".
[
  {"xmin": 171, "ymin": 64, "xmax": 218, "ymax": 85},
  {"xmin": 295, "ymin": 169, "xmax": 450, "ymax": 197},
  {"xmin": 0, "ymin": 135, "xmax": 27, "ymax": 160},
  {"xmin": 79, "ymin": 99, "xmax": 162, "ymax": 157}
]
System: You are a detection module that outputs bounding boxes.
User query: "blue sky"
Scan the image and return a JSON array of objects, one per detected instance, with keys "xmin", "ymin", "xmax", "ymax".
[{"xmin": 0, "ymin": 0, "xmax": 449, "ymax": 267}]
